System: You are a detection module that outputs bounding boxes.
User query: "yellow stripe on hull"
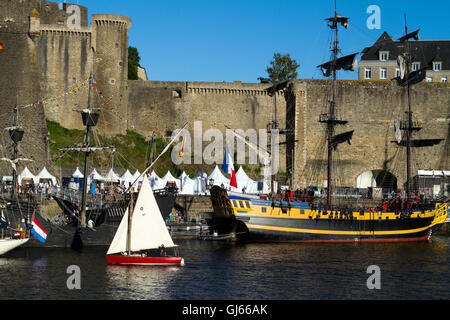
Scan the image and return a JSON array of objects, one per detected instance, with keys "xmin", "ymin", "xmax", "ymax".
[{"xmin": 245, "ymin": 223, "xmax": 435, "ymax": 236}]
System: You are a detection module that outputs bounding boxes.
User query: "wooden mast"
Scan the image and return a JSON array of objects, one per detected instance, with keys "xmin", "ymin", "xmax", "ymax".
[
  {"xmin": 403, "ymin": 14, "xmax": 412, "ymax": 204},
  {"xmin": 325, "ymin": 0, "xmax": 339, "ymax": 208}
]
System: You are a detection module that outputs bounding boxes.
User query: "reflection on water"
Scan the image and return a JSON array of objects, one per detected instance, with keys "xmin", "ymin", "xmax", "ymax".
[
  {"xmin": 105, "ymin": 265, "xmax": 183, "ymax": 300},
  {"xmin": 0, "ymin": 236, "xmax": 449, "ymax": 299}
]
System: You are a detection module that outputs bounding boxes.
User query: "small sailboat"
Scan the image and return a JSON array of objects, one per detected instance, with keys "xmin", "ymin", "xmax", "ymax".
[
  {"xmin": 106, "ymin": 173, "xmax": 184, "ymax": 266},
  {"xmin": 0, "ymin": 237, "xmax": 29, "ymax": 256}
]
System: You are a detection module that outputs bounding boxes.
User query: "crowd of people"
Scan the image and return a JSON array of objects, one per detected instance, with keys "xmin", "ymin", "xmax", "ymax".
[{"xmin": 1, "ymin": 182, "xmax": 53, "ymax": 195}]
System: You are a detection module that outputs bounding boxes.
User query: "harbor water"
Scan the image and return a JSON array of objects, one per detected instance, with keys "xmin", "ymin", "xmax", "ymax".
[{"xmin": 0, "ymin": 237, "xmax": 449, "ymax": 300}]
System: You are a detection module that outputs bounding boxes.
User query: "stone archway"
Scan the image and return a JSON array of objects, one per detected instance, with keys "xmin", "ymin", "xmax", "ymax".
[{"xmin": 356, "ymin": 170, "xmax": 397, "ymax": 190}]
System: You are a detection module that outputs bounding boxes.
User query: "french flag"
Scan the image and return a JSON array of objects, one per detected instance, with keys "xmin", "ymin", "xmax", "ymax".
[
  {"xmin": 31, "ymin": 217, "xmax": 48, "ymax": 243},
  {"xmin": 222, "ymin": 144, "xmax": 238, "ymax": 188}
]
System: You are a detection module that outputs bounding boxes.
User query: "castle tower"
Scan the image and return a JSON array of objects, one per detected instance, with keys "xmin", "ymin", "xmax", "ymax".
[
  {"xmin": 91, "ymin": 14, "xmax": 131, "ymax": 135},
  {"xmin": 0, "ymin": 0, "xmax": 50, "ymax": 172}
]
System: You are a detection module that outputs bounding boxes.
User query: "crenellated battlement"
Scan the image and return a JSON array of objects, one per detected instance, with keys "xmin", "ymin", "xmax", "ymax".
[{"xmin": 91, "ymin": 14, "xmax": 132, "ymax": 29}]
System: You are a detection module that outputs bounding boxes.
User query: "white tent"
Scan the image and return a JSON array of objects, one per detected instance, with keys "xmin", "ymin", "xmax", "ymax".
[
  {"xmin": 103, "ymin": 168, "xmax": 120, "ymax": 183},
  {"xmin": 90, "ymin": 168, "xmax": 104, "ymax": 181},
  {"xmin": 18, "ymin": 166, "xmax": 37, "ymax": 185},
  {"xmin": 72, "ymin": 167, "xmax": 84, "ymax": 178},
  {"xmin": 256, "ymin": 179, "xmax": 271, "ymax": 194},
  {"xmin": 235, "ymin": 166, "xmax": 257, "ymax": 193},
  {"xmin": 178, "ymin": 171, "xmax": 195, "ymax": 195},
  {"xmin": 149, "ymin": 170, "xmax": 165, "ymax": 190},
  {"xmin": 36, "ymin": 167, "xmax": 58, "ymax": 186},
  {"xmin": 132, "ymin": 170, "xmax": 141, "ymax": 181},
  {"xmin": 193, "ymin": 172, "xmax": 206, "ymax": 194},
  {"xmin": 162, "ymin": 170, "xmax": 180, "ymax": 189},
  {"xmin": 207, "ymin": 165, "xmax": 229, "ymax": 187},
  {"xmin": 120, "ymin": 169, "xmax": 134, "ymax": 187}
]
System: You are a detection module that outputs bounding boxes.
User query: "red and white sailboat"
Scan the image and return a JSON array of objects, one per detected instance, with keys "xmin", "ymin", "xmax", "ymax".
[{"xmin": 106, "ymin": 173, "xmax": 184, "ymax": 266}]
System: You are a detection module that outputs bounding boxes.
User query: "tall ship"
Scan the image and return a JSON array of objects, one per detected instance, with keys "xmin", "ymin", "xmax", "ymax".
[
  {"xmin": 210, "ymin": 3, "xmax": 448, "ymax": 242},
  {"xmin": 1, "ymin": 75, "xmax": 178, "ymax": 248}
]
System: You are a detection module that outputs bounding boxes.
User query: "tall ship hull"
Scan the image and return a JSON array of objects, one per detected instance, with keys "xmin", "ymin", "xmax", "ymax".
[
  {"xmin": 21, "ymin": 190, "xmax": 177, "ymax": 248},
  {"xmin": 210, "ymin": 187, "xmax": 448, "ymax": 243}
]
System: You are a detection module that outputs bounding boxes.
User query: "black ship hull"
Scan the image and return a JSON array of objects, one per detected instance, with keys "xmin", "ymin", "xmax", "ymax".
[
  {"xmin": 236, "ymin": 214, "xmax": 444, "ymax": 243},
  {"xmin": 209, "ymin": 187, "xmax": 448, "ymax": 243},
  {"xmin": 23, "ymin": 191, "xmax": 177, "ymax": 248}
]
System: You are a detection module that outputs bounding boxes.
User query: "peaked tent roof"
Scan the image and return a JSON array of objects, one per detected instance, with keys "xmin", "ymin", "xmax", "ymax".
[
  {"xmin": 103, "ymin": 168, "xmax": 120, "ymax": 182},
  {"xmin": 72, "ymin": 167, "xmax": 84, "ymax": 178},
  {"xmin": 208, "ymin": 165, "xmax": 229, "ymax": 186},
  {"xmin": 89, "ymin": 168, "xmax": 104, "ymax": 181},
  {"xmin": 132, "ymin": 170, "xmax": 141, "ymax": 181},
  {"xmin": 162, "ymin": 170, "xmax": 180, "ymax": 189},
  {"xmin": 18, "ymin": 166, "xmax": 37, "ymax": 184},
  {"xmin": 36, "ymin": 167, "xmax": 58, "ymax": 185},
  {"xmin": 120, "ymin": 169, "xmax": 134, "ymax": 185},
  {"xmin": 178, "ymin": 171, "xmax": 195, "ymax": 194},
  {"xmin": 149, "ymin": 170, "xmax": 165, "ymax": 189}
]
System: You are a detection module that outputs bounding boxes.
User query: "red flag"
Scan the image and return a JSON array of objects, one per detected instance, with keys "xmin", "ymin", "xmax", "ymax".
[{"xmin": 223, "ymin": 144, "xmax": 238, "ymax": 188}]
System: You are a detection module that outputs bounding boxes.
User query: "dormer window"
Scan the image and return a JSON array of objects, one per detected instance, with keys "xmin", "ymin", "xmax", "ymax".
[
  {"xmin": 433, "ymin": 62, "xmax": 441, "ymax": 71},
  {"xmin": 412, "ymin": 62, "xmax": 420, "ymax": 71},
  {"xmin": 379, "ymin": 51, "xmax": 389, "ymax": 61}
]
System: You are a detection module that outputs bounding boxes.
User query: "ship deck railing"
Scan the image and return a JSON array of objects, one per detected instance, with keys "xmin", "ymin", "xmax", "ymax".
[{"xmin": 49, "ymin": 186, "xmax": 109, "ymax": 208}]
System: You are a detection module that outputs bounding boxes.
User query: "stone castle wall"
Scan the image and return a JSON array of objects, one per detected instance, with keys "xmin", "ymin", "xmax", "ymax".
[
  {"xmin": 127, "ymin": 80, "xmax": 287, "ymax": 171},
  {"xmin": 0, "ymin": 0, "xmax": 50, "ymax": 174},
  {"xmin": 289, "ymin": 79, "xmax": 449, "ymax": 189},
  {"xmin": 1, "ymin": 1, "xmax": 448, "ymax": 188}
]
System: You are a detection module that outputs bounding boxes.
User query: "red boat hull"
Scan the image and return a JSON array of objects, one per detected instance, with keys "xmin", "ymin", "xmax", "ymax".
[{"xmin": 106, "ymin": 255, "xmax": 184, "ymax": 266}]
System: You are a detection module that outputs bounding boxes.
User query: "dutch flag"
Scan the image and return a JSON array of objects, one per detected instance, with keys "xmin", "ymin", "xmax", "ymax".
[
  {"xmin": 222, "ymin": 144, "xmax": 238, "ymax": 188},
  {"xmin": 31, "ymin": 217, "xmax": 48, "ymax": 243}
]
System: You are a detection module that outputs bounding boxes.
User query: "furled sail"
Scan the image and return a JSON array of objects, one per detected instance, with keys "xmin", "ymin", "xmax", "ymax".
[
  {"xmin": 397, "ymin": 55, "xmax": 407, "ymax": 80},
  {"xmin": 394, "ymin": 120, "xmax": 402, "ymax": 144},
  {"xmin": 330, "ymin": 130, "xmax": 354, "ymax": 150},
  {"xmin": 398, "ymin": 29, "xmax": 419, "ymax": 42},
  {"xmin": 317, "ymin": 53, "xmax": 358, "ymax": 77},
  {"xmin": 394, "ymin": 139, "xmax": 444, "ymax": 147},
  {"xmin": 394, "ymin": 67, "xmax": 427, "ymax": 86}
]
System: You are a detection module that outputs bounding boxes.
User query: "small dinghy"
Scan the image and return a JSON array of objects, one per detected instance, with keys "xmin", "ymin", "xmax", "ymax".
[{"xmin": 106, "ymin": 174, "xmax": 184, "ymax": 266}]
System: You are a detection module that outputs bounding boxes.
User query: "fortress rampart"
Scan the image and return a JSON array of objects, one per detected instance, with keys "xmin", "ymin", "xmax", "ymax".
[{"xmin": 0, "ymin": 1, "xmax": 448, "ymax": 189}]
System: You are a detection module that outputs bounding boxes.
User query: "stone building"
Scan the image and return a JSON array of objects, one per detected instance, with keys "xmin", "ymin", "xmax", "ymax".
[
  {"xmin": 359, "ymin": 32, "xmax": 450, "ymax": 83},
  {"xmin": 0, "ymin": 1, "xmax": 448, "ymax": 191}
]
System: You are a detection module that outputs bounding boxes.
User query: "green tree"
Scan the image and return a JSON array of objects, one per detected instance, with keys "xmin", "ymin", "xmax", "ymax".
[
  {"xmin": 258, "ymin": 52, "xmax": 299, "ymax": 84},
  {"xmin": 128, "ymin": 46, "xmax": 141, "ymax": 80}
]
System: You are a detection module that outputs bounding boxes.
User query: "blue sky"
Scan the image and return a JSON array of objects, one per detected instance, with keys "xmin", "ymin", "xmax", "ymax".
[{"xmin": 73, "ymin": 0, "xmax": 449, "ymax": 82}]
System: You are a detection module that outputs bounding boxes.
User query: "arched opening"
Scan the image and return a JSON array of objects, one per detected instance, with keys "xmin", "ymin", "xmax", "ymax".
[{"xmin": 356, "ymin": 170, "xmax": 397, "ymax": 190}]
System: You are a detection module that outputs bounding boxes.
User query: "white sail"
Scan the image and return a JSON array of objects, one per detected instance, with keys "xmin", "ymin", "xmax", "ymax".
[
  {"xmin": 106, "ymin": 208, "xmax": 130, "ymax": 255},
  {"xmin": 107, "ymin": 174, "xmax": 175, "ymax": 255}
]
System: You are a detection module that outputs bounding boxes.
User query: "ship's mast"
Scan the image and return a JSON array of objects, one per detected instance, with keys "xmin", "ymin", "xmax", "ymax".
[
  {"xmin": 3, "ymin": 100, "xmax": 31, "ymax": 197},
  {"xmin": 404, "ymin": 14, "xmax": 413, "ymax": 203},
  {"xmin": 326, "ymin": 1, "xmax": 339, "ymax": 208},
  {"xmin": 11, "ymin": 106, "xmax": 21, "ymax": 196},
  {"xmin": 316, "ymin": 0, "xmax": 355, "ymax": 208},
  {"xmin": 59, "ymin": 74, "xmax": 107, "ymax": 228}
]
